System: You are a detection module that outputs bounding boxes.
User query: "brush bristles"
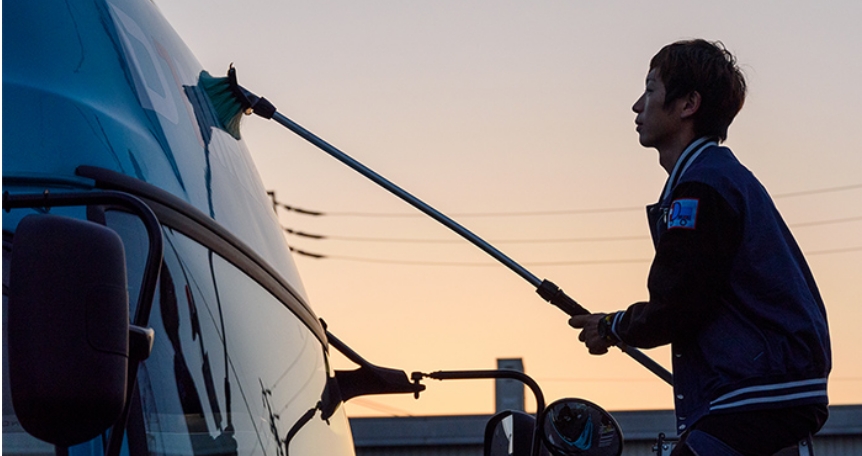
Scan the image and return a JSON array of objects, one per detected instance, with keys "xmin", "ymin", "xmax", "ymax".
[{"xmin": 200, "ymin": 70, "xmax": 244, "ymax": 139}]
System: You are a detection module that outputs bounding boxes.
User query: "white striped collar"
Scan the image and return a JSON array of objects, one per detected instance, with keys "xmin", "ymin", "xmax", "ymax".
[{"xmin": 661, "ymin": 137, "xmax": 718, "ymax": 202}]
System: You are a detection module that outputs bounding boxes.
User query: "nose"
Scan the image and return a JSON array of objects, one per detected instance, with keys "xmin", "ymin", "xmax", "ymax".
[{"xmin": 632, "ymin": 93, "xmax": 644, "ymax": 113}]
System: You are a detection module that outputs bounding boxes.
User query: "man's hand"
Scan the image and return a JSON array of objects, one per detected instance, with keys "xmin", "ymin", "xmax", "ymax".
[{"xmin": 569, "ymin": 313, "xmax": 614, "ymax": 355}]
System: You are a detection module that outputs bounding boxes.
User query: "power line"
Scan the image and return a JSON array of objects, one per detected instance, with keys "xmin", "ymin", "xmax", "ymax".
[
  {"xmin": 325, "ymin": 206, "xmax": 643, "ymax": 218},
  {"xmin": 285, "ymin": 227, "xmax": 646, "ymax": 244},
  {"xmin": 277, "ymin": 186, "xmax": 862, "ymax": 263},
  {"xmin": 282, "ymin": 214, "xmax": 862, "ymax": 245},
  {"xmin": 290, "ymin": 245, "xmax": 862, "ymax": 266},
  {"xmin": 773, "ymin": 183, "xmax": 862, "ymax": 198},
  {"xmin": 805, "ymin": 245, "xmax": 862, "ymax": 256},
  {"xmin": 346, "ymin": 398, "xmax": 414, "ymax": 417},
  {"xmin": 288, "ymin": 247, "xmax": 325, "ymax": 259},
  {"xmin": 270, "ymin": 182, "xmax": 862, "ymax": 218},
  {"xmin": 284, "ymin": 228, "xmax": 325, "ymax": 239},
  {"xmin": 790, "ymin": 216, "xmax": 862, "ymax": 228},
  {"xmin": 537, "ymin": 377, "xmax": 667, "ymax": 383},
  {"xmin": 536, "ymin": 376, "xmax": 862, "ymax": 384},
  {"xmin": 275, "ymin": 203, "xmax": 323, "ymax": 216},
  {"xmin": 266, "ymin": 191, "xmax": 323, "ymax": 216}
]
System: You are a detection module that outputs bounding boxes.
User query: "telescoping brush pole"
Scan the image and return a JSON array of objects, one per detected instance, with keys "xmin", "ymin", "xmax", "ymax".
[{"xmin": 202, "ymin": 67, "xmax": 673, "ymax": 386}]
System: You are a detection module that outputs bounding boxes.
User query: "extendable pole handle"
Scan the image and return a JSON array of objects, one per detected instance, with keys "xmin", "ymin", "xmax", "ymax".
[
  {"xmin": 620, "ymin": 344, "xmax": 674, "ymax": 385},
  {"xmin": 244, "ymin": 94, "xmax": 673, "ymax": 386},
  {"xmin": 537, "ymin": 280, "xmax": 674, "ymax": 386},
  {"xmin": 536, "ymin": 279, "xmax": 590, "ymax": 316}
]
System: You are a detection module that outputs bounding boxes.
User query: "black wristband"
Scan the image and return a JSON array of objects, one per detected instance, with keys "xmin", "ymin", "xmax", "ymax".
[{"xmin": 597, "ymin": 314, "xmax": 618, "ymax": 343}]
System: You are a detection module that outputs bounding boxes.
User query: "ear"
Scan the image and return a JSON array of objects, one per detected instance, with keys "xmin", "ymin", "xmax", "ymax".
[{"xmin": 680, "ymin": 91, "xmax": 701, "ymax": 119}]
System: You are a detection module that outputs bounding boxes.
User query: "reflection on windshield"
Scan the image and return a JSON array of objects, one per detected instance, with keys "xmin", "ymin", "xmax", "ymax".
[
  {"xmin": 157, "ymin": 261, "xmax": 237, "ymax": 456},
  {"xmin": 136, "ymin": 231, "xmax": 350, "ymax": 456}
]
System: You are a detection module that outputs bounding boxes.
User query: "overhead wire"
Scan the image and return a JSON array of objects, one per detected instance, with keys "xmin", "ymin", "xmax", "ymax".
[
  {"xmin": 285, "ymin": 229, "xmax": 646, "ymax": 244},
  {"xmin": 270, "ymin": 183, "xmax": 862, "ymax": 265},
  {"xmin": 346, "ymin": 398, "xmax": 415, "ymax": 417},
  {"xmin": 288, "ymin": 245, "xmax": 862, "ymax": 266},
  {"xmin": 281, "ymin": 215, "xmax": 862, "ymax": 245},
  {"xmin": 536, "ymin": 375, "xmax": 862, "ymax": 384},
  {"xmin": 271, "ymin": 182, "xmax": 862, "ymax": 218}
]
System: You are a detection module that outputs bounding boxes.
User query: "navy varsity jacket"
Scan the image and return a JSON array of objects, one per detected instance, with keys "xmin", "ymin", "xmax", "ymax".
[{"xmin": 606, "ymin": 137, "xmax": 831, "ymax": 433}]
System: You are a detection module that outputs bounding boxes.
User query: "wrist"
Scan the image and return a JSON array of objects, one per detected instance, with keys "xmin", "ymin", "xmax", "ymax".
[{"xmin": 597, "ymin": 313, "xmax": 619, "ymax": 344}]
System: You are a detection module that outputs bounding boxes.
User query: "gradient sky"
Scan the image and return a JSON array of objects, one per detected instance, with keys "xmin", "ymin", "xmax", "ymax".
[{"xmin": 155, "ymin": 0, "xmax": 862, "ymax": 417}]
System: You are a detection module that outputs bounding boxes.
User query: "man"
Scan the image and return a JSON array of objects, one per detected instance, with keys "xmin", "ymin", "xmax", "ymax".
[{"xmin": 569, "ymin": 40, "xmax": 831, "ymax": 455}]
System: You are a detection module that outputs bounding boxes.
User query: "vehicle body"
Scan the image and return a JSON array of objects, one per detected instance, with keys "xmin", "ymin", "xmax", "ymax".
[
  {"xmin": 3, "ymin": 1, "xmax": 354, "ymax": 454},
  {"xmin": 3, "ymin": 2, "xmax": 628, "ymax": 456}
]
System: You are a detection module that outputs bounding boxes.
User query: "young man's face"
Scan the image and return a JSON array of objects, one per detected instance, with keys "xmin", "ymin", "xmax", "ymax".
[{"xmin": 631, "ymin": 69, "xmax": 686, "ymax": 151}]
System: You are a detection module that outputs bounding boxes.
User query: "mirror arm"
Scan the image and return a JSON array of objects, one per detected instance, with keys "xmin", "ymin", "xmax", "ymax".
[
  {"xmin": 324, "ymin": 328, "xmax": 426, "ymax": 403},
  {"xmin": 3, "ymin": 190, "xmax": 164, "ymax": 328},
  {"xmin": 417, "ymin": 369, "xmax": 545, "ymax": 413},
  {"xmin": 324, "ymin": 326, "xmax": 374, "ymax": 367},
  {"xmin": 129, "ymin": 325, "xmax": 156, "ymax": 361},
  {"xmin": 414, "ymin": 369, "xmax": 546, "ymax": 456}
]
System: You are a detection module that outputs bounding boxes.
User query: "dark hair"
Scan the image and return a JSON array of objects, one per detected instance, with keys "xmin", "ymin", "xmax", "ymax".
[{"xmin": 650, "ymin": 39, "xmax": 746, "ymax": 142}]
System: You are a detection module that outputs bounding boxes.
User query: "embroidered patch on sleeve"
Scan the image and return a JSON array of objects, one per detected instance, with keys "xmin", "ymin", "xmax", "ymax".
[{"xmin": 668, "ymin": 198, "xmax": 699, "ymax": 229}]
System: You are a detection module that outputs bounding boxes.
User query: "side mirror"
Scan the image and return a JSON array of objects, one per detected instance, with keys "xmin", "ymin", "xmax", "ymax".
[
  {"xmin": 538, "ymin": 398, "xmax": 623, "ymax": 456},
  {"xmin": 484, "ymin": 410, "xmax": 542, "ymax": 456},
  {"xmin": 8, "ymin": 214, "xmax": 130, "ymax": 446}
]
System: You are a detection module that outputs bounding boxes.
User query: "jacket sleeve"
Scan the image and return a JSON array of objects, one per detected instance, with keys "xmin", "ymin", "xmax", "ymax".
[{"xmin": 612, "ymin": 181, "xmax": 742, "ymax": 348}]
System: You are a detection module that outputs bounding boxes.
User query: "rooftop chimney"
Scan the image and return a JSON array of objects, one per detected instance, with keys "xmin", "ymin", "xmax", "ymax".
[{"xmin": 495, "ymin": 358, "xmax": 525, "ymax": 413}]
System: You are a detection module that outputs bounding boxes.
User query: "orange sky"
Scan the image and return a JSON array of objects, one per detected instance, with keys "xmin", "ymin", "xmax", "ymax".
[{"xmin": 157, "ymin": 0, "xmax": 862, "ymax": 416}]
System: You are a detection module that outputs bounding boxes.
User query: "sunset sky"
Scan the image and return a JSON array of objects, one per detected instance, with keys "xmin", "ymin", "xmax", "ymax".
[{"xmin": 155, "ymin": 1, "xmax": 862, "ymax": 417}]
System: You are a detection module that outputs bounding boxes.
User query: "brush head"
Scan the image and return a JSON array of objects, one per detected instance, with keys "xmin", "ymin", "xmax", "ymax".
[{"xmin": 200, "ymin": 66, "xmax": 248, "ymax": 139}]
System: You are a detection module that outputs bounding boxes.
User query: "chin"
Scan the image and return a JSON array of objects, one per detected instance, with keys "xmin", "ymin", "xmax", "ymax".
[{"xmin": 637, "ymin": 135, "xmax": 653, "ymax": 148}]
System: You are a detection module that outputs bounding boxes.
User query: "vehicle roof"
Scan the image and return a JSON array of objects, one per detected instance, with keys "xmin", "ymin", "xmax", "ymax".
[{"xmin": 3, "ymin": 0, "xmax": 308, "ymax": 301}]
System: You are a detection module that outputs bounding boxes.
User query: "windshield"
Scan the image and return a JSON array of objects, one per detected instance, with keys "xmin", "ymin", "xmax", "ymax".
[{"xmin": 3, "ymin": 205, "xmax": 355, "ymax": 456}]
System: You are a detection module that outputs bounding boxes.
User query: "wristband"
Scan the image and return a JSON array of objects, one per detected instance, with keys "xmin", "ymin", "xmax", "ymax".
[{"xmin": 597, "ymin": 314, "xmax": 618, "ymax": 344}]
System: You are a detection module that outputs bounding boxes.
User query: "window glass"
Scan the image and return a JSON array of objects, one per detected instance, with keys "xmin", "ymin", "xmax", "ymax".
[
  {"xmin": 2, "ymin": 213, "xmax": 354, "ymax": 456},
  {"xmin": 136, "ymin": 229, "xmax": 354, "ymax": 456},
  {"xmin": 104, "ymin": 210, "xmax": 150, "ymax": 319},
  {"xmin": 135, "ymin": 230, "xmax": 236, "ymax": 456}
]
